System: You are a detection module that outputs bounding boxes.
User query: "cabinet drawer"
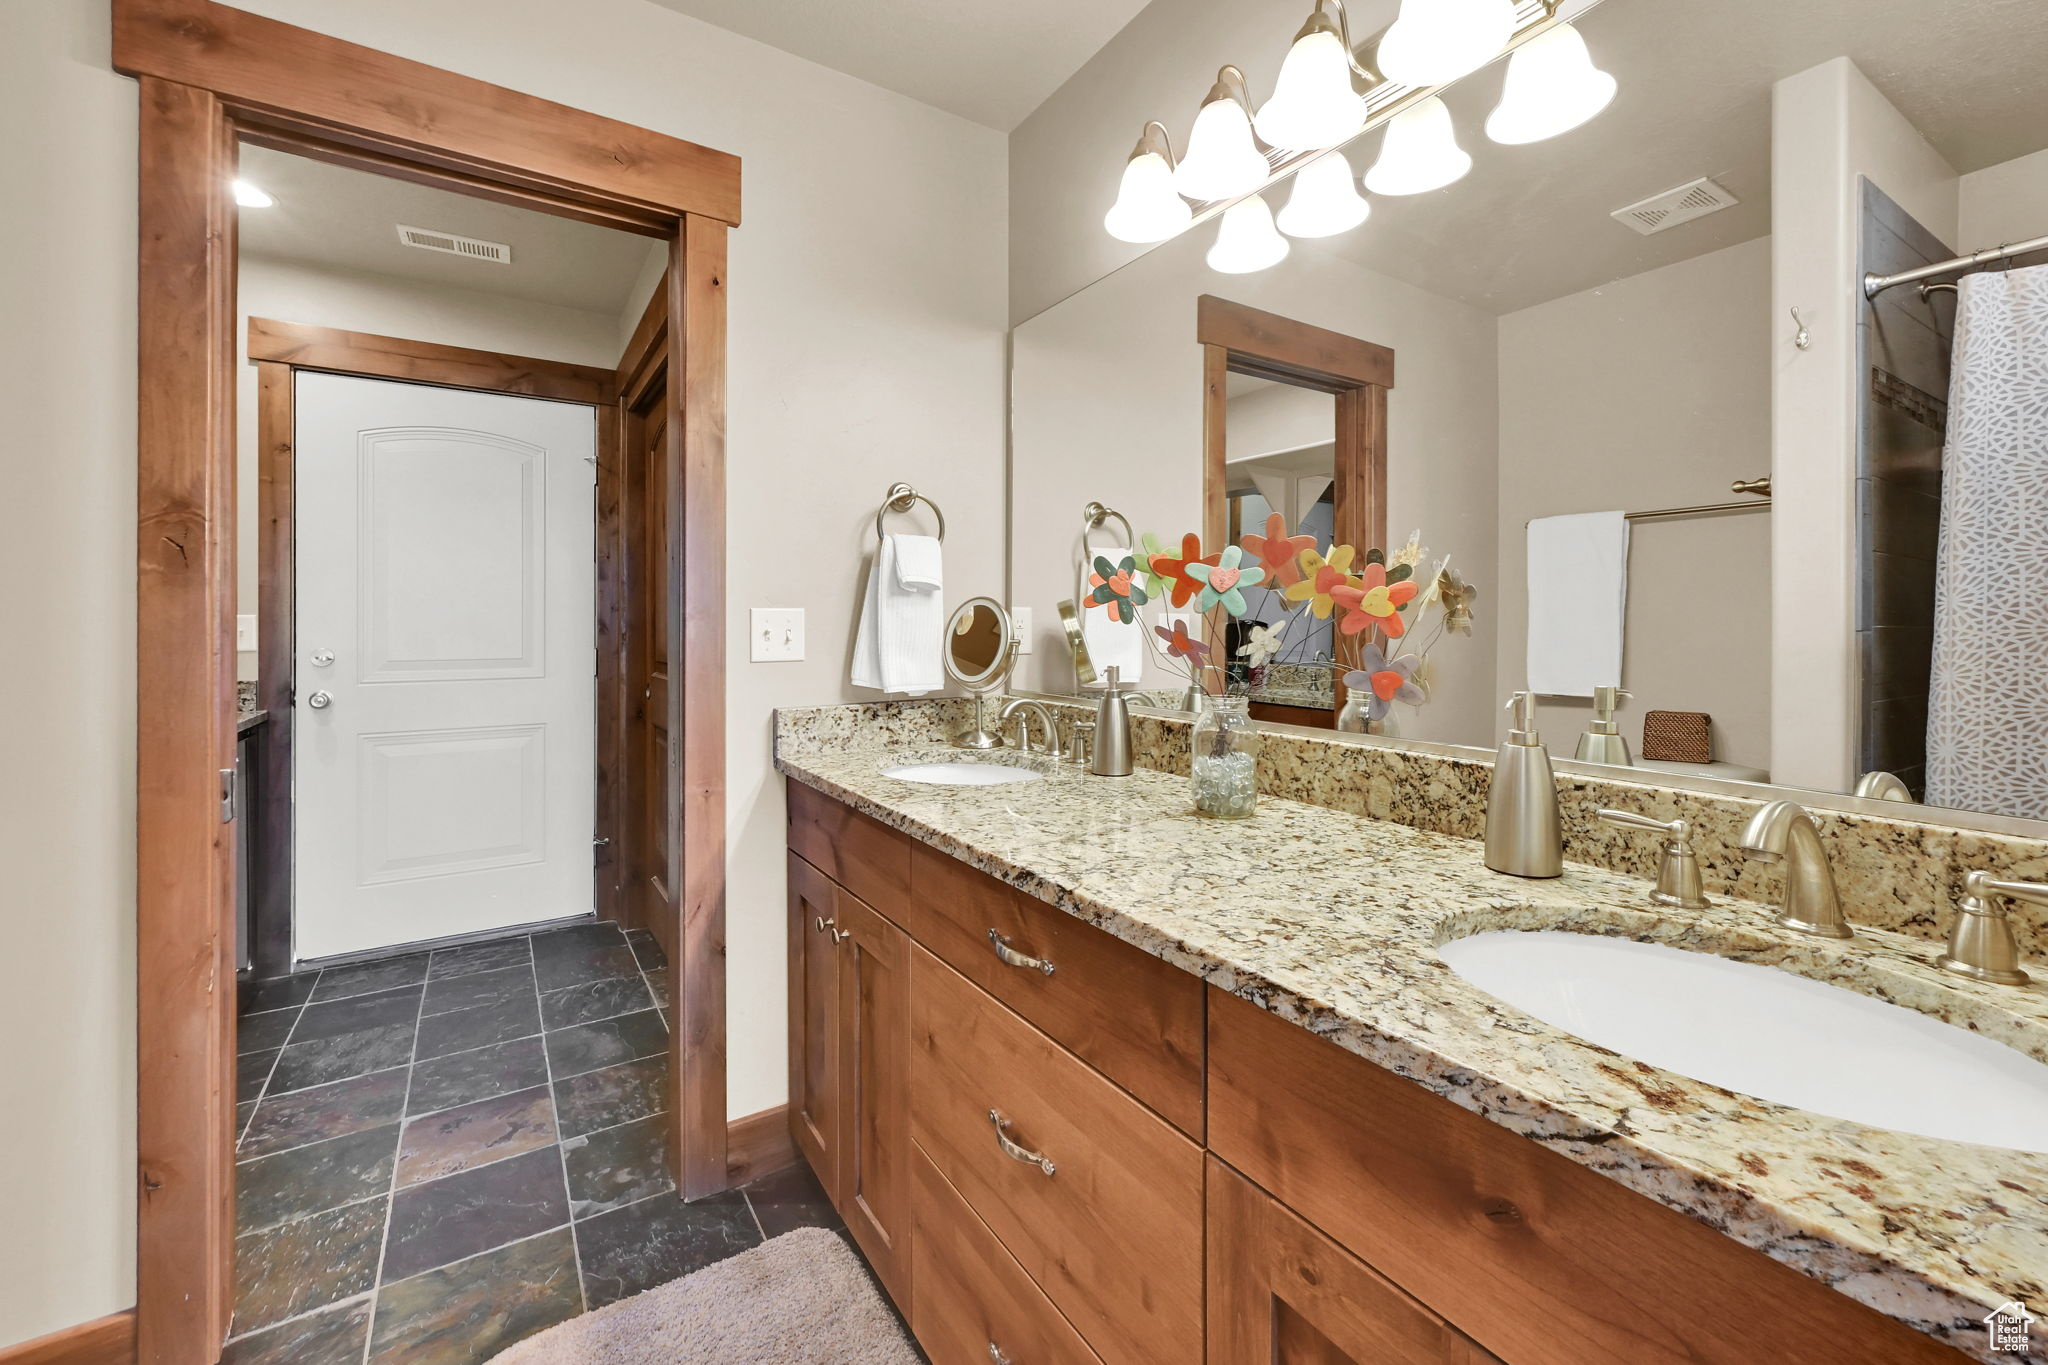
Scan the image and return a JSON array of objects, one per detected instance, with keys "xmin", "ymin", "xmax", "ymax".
[
  {"xmin": 1206, "ymin": 987, "xmax": 1965, "ymax": 1365},
  {"xmin": 905, "ymin": 842, "xmax": 1204, "ymax": 1136},
  {"xmin": 910, "ymin": 947, "xmax": 1203, "ymax": 1365},
  {"xmin": 787, "ymin": 780, "xmax": 910, "ymax": 912},
  {"xmin": 912, "ymin": 1142, "xmax": 1104, "ymax": 1365}
]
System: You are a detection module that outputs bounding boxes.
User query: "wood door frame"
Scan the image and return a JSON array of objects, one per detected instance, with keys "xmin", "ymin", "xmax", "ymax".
[
  {"xmin": 1198, "ymin": 295, "xmax": 1393, "ymax": 712},
  {"xmin": 246, "ymin": 319, "xmax": 631, "ymax": 982},
  {"xmin": 117, "ymin": 3, "xmax": 737, "ymax": 1359}
]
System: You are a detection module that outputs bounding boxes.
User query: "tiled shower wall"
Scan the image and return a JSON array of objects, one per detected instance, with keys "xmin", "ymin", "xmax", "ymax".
[{"xmin": 1855, "ymin": 178, "xmax": 1953, "ymax": 796}]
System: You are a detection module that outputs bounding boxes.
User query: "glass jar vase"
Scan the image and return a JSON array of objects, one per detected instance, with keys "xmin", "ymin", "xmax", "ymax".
[{"xmin": 1190, "ymin": 695, "xmax": 1259, "ymax": 818}]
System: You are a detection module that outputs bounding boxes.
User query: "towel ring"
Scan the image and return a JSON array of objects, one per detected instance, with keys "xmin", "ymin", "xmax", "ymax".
[
  {"xmin": 1080, "ymin": 501, "xmax": 1134, "ymax": 558},
  {"xmin": 875, "ymin": 481, "xmax": 945, "ymax": 543}
]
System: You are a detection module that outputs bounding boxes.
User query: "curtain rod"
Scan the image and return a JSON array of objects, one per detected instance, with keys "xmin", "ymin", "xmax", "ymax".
[{"xmin": 1864, "ymin": 231, "xmax": 2048, "ymax": 298}]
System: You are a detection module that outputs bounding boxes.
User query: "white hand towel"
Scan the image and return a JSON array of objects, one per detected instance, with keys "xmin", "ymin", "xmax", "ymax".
[
  {"xmin": 851, "ymin": 535, "xmax": 944, "ymax": 696},
  {"xmin": 1080, "ymin": 601, "xmax": 1145, "ymax": 688},
  {"xmin": 892, "ymin": 534, "xmax": 944, "ymax": 593},
  {"xmin": 1526, "ymin": 511, "xmax": 1628, "ymax": 698}
]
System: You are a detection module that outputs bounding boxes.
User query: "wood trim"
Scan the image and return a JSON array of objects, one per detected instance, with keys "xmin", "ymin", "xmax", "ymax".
[
  {"xmin": 246, "ymin": 319, "xmax": 615, "ymax": 405},
  {"xmin": 1196, "ymin": 294, "xmax": 1394, "ymax": 391},
  {"xmin": 726, "ymin": 1104, "xmax": 798, "ymax": 1185},
  {"xmin": 251, "ymin": 360, "xmax": 295, "ymax": 979},
  {"xmin": 135, "ymin": 75, "xmax": 239, "ymax": 1365},
  {"xmin": 616, "ymin": 272, "xmax": 670, "ymax": 407},
  {"xmin": 112, "ymin": 0, "xmax": 741, "ymax": 227},
  {"xmin": 1201, "ymin": 344, "xmax": 1229, "ymax": 557},
  {"xmin": 593, "ymin": 397, "xmax": 626, "ymax": 926},
  {"xmin": 673, "ymin": 216, "xmax": 730, "ymax": 1196},
  {"xmin": 0, "ymin": 1310, "xmax": 136, "ymax": 1365}
]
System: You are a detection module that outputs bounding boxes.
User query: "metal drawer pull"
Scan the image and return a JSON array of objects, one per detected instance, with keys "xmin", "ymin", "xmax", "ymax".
[
  {"xmin": 988, "ymin": 1109, "xmax": 1056, "ymax": 1176},
  {"xmin": 987, "ymin": 1345, "xmax": 1012, "ymax": 1365},
  {"xmin": 988, "ymin": 929, "xmax": 1055, "ymax": 976}
]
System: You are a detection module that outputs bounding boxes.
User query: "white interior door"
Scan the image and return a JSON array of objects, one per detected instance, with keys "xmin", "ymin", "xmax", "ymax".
[{"xmin": 293, "ymin": 372, "xmax": 597, "ymax": 961}]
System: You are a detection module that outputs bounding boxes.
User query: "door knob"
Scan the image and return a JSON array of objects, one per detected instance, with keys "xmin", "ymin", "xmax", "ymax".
[{"xmin": 307, "ymin": 690, "xmax": 334, "ymax": 710}]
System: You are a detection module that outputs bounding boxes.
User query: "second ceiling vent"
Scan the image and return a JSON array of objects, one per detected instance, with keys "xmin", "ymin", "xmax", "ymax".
[
  {"xmin": 1610, "ymin": 177, "xmax": 1739, "ymax": 236},
  {"xmin": 396, "ymin": 224, "xmax": 513, "ymax": 264}
]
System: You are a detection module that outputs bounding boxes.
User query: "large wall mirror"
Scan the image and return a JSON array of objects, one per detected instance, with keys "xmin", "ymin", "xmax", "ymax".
[{"xmin": 1006, "ymin": 0, "xmax": 2048, "ymax": 833}]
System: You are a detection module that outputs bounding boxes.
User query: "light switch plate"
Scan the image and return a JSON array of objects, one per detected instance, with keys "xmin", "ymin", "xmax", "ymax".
[
  {"xmin": 1010, "ymin": 605, "xmax": 1033, "ymax": 653},
  {"xmin": 236, "ymin": 614, "xmax": 257, "ymax": 651},
  {"xmin": 750, "ymin": 607, "xmax": 804, "ymax": 662}
]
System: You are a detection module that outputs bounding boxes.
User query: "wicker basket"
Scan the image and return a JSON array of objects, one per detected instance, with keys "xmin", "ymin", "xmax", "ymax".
[{"xmin": 1641, "ymin": 710, "xmax": 1711, "ymax": 764}]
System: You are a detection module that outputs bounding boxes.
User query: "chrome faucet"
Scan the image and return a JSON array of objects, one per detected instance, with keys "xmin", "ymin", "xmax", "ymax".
[
  {"xmin": 997, "ymin": 698, "xmax": 1059, "ymax": 755},
  {"xmin": 1939, "ymin": 872, "xmax": 2040, "ymax": 986},
  {"xmin": 1737, "ymin": 801, "xmax": 1851, "ymax": 938}
]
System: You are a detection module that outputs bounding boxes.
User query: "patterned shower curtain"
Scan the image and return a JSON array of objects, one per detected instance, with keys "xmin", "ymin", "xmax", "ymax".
[{"xmin": 1924, "ymin": 265, "xmax": 2048, "ymax": 819}]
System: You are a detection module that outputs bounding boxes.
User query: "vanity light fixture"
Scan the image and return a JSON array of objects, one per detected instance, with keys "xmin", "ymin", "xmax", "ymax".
[
  {"xmin": 1104, "ymin": 121, "xmax": 1194, "ymax": 244},
  {"xmin": 1254, "ymin": 2, "xmax": 1371, "ymax": 153},
  {"xmin": 232, "ymin": 178, "xmax": 275, "ymax": 208},
  {"xmin": 1172, "ymin": 67, "xmax": 1270, "ymax": 203},
  {"xmin": 1484, "ymin": 22, "xmax": 1615, "ymax": 144},
  {"xmin": 1206, "ymin": 194, "xmax": 1290, "ymax": 274},
  {"xmin": 1276, "ymin": 150, "xmax": 1371, "ymax": 238},
  {"xmin": 1363, "ymin": 96, "xmax": 1471, "ymax": 195},
  {"xmin": 1375, "ymin": 0, "xmax": 1517, "ymax": 87}
]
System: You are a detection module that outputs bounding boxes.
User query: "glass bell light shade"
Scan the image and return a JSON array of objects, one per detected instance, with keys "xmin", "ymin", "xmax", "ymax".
[
  {"xmin": 1276, "ymin": 151, "xmax": 1371, "ymax": 238},
  {"xmin": 1484, "ymin": 23, "xmax": 1617, "ymax": 144},
  {"xmin": 1375, "ymin": 0, "xmax": 1515, "ymax": 87},
  {"xmin": 1174, "ymin": 77, "xmax": 1270, "ymax": 202},
  {"xmin": 1206, "ymin": 194, "xmax": 1290, "ymax": 274},
  {"xmin": 1253, "ymin": 18, "xmax": 1367, "ymax": 152},
  {"xmin": 1363, "ymin": 96, "xmax": 1471, "ymax": 195},
  {"xmin": 1104, "ymin": 148, "xmax": 1192, "ymax": 243}
]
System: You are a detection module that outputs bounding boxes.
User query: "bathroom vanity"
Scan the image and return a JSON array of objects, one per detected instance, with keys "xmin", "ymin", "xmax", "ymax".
[{"xmin": 778, "ymin": 706, "xmax": 2040, "ymax": 1365}]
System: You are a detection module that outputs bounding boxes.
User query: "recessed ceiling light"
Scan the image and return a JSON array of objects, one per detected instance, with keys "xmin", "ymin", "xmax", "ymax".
[{"xmin": 232, "ymin": 179, "xmax": 275, "ymax": 208}]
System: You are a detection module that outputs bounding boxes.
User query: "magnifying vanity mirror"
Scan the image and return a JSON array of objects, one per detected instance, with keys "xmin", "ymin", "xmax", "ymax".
[
  {"xmin": 1006, "ymin": 0, "xmax": 2048, "ymax": 835},
  {"xmin": 944, "ymin": 596, "xmax": 1019, "ymax": 749}
]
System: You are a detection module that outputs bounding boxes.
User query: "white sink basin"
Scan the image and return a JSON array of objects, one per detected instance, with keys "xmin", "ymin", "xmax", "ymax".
[
  {"xmin": 1438, "ymin": 930, "xmax": 2048, "ymax": 1152},
  {"xmin": 881, "ymin": 761, "xmax": 1046, "ymax": 787}
]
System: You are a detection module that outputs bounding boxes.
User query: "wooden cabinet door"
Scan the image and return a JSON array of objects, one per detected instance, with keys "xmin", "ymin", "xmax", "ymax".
[
  {"xmin": 836, "ymin": 891, "xmax": 914, "ymax": 1305},
  {"xmin": 1209, "ymin": 1158, "xmax": 1499, "ymax": 1365},
  {"xmin": 786, "ymin": 853, "xmax": 841, "ymax": 1202}
]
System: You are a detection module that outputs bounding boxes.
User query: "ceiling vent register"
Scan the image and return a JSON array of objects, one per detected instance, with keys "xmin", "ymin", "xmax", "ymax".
[
  {"xmin": 395, "ymin": 224, "xmax": 513, "ymax": 263},
  {"xmin": 1609, "ymin": 177, "xmax": 1739, "ymax": 236}
]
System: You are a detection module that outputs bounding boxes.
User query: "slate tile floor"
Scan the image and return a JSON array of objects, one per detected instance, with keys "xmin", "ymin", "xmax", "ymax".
[{"xmin": 227, "ymin": 921, "xmax": 843, "ymax": 1365}]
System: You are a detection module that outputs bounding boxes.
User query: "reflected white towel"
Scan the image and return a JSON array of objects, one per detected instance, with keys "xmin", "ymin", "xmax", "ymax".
[
  {"xmin": 1526, "ymin": 511, "xmax": 1628, "ymax": 698},
  {"xmin": 851, "ymin": 535, "xmax": 944, "ymax": 696},
  {"xmin": 1080, "ymin": 601, "xmax": 1145, "ymax": 688},
  {"xmin": 892, "ymin": 534, "xmax": 943, "ymax": 592}
]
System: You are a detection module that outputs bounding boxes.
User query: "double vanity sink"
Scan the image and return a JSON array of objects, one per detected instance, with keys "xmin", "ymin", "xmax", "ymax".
[{"xmin": 783, "ymin": 717, "xmax": 2048, "ymax": 1363}]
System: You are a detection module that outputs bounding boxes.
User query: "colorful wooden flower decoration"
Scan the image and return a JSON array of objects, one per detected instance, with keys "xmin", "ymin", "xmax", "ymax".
[
  {"xmin": 1330, "ymin": 561, "xmax": 1418, "ymax": 637},
  {"xmin": 1086, "ymin": 554, "xmax": 1147, "ymax": 624},
  {"xmin": 1282, "ymin": 544, "xmax": 1358, "ymax": 619},
  {"xmin": 1343, "ymin": 641, "xmax": 1426, "ymax": 721},
  {"xmin": 1435, "ymin": 565, "xmax": 1479, "ymax": 636},
  {"xmin": 1241, "ymin": 512, "xmax": 1317, "ymax": 588},
  {"xmin": 1237, "ymin": 622, "xmax": 1283, "ymax": 668},
  {"xmin": 1136, "ymin": 532, "xmax": 1177, "ymax": 601},
  {"xmin": 1148, "ymin": 532, "xmax": 1221, "ymax": 609},
  {"xmin": 1154, "ymin": 619, "xmax": 1210, "ymax": 663},
  {"xmin": 1186, "ymin": 545, "xmax": 1264, "ymax": 617}
]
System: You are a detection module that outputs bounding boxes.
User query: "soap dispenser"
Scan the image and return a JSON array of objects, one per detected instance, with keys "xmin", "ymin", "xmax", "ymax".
[
  {"xmin": 1486, "ymin": 692, "xmax": 1562, "ymax": 878},
  {"xmin": 1574, "ymin": 686, "xmax": 1634, "ymax": 766},
  {"xmin": 1089, "ymin": 665, "xmax": 1134, "ymax": 777}
]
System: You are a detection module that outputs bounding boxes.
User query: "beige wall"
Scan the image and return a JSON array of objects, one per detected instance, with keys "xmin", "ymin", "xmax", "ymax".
[
  {"xmin": 1008, "ymin": 231, "xmax": 1500, "ymax": 742},
  {"xmin": 1959, "ymin": 146, "xmax": 2048, "ymax": 254},
  {"xmin": 0, "ymin": 0, "xmax": 1006, "ymax": 1345},
  {"xmin": 233, "ymin": 254, "xmax": 632, "ymax": 678},
  {"xmin": 1768, "ymin": 57, "xmax": 1957, "ymax": 794},
  {"xmin": 1495, "ymin": 237, "xmax": 1773, "ymax": 766}
]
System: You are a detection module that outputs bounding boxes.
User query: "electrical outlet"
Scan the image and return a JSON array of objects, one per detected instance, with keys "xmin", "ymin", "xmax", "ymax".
[
  {"xmin": 750, "ymin": 607, "xmax": 804, "ymax": 662},
  {"xmin": 1010, "ymin": 605, "xmax": 1033, "ymax": 653},
  {"xmin": 236, "ymin": 614, "xmax": 257, "ymax": 651}
]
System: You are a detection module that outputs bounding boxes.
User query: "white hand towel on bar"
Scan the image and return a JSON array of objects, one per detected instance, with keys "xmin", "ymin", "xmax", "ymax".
[
  {"xmin": 1080, "ymin": 599, "xmax": 1145, "ymax": 687},
  {"xmin": 893, "ymin": 534, "xmax": 944, "ymax": 592},
  {"xmin": 851, "ymin": 534, "xmax": 944, "ymax": 696},
  {"xmin": 1526, "ymin": 511, "xmax": 1628, "ymax": 698}
]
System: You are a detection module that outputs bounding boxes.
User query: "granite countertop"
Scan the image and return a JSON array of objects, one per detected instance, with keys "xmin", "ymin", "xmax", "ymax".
[{"xmin": 774, "ymin": 723, "xmax": 2048, "ymax": 1363}]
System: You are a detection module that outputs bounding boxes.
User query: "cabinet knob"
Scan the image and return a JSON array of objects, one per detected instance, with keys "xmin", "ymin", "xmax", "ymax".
[{"xmin": 815, "ymin": 915, "xmax": 834, "ymax": 934}]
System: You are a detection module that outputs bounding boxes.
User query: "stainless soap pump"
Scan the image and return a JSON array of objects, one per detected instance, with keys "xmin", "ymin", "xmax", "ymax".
[
  {"xmin": 1089, "ymin": 665, "xmax": 1134, "ymax": 777},
  {"xmin": 1486, "ymin": 692, "xmax": 1562, "ymax": 878},
  {"xmin": 1574, "ymin": 686, "xmax": 1633, "ymax": 765}
]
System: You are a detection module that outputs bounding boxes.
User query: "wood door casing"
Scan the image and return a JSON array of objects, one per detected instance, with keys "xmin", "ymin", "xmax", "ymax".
[
  {"xmin": 623, "ymin": 389, "xmax": 676, "ymax": 958},
  {"xmin": 836, "ymin": 893, "xmax": 913, "ymax": 1306},
  {"xmin": 786, "ymin": 853, "xmax": 840, "ymax": 1201},
  {"xmin": 1208, "ymin": 1158, "xmax": 1499, "ymax": 1365}
]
